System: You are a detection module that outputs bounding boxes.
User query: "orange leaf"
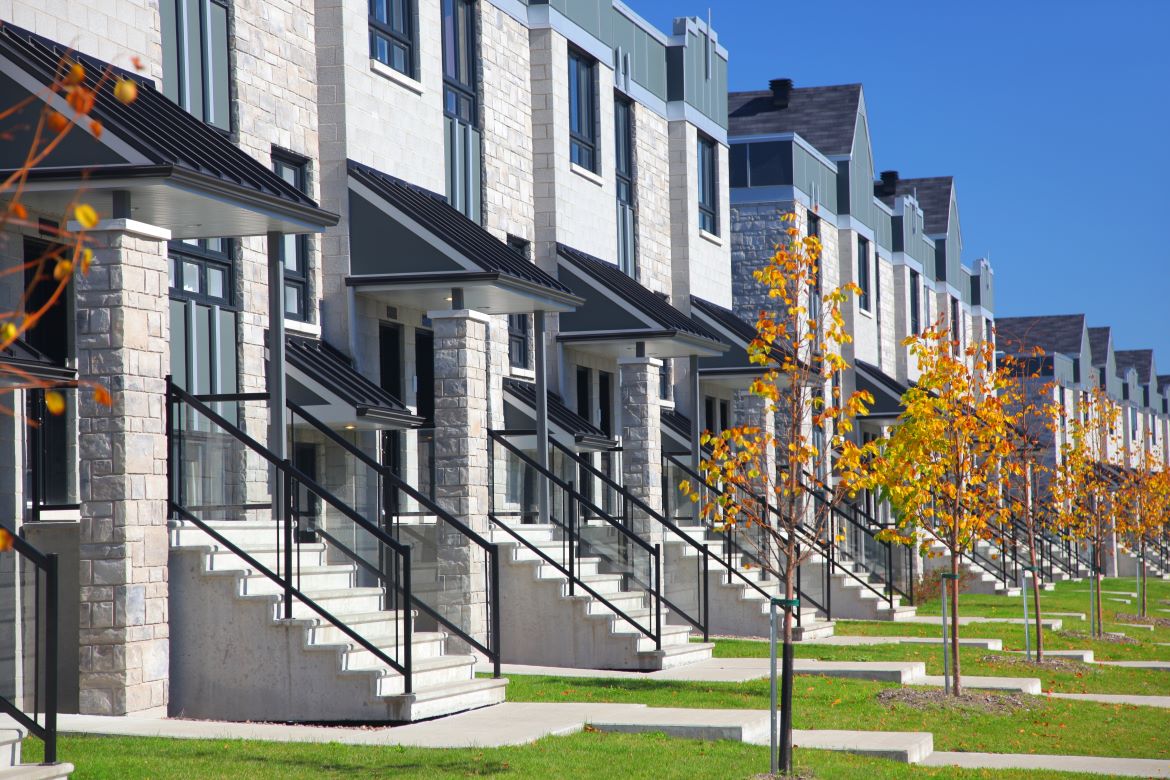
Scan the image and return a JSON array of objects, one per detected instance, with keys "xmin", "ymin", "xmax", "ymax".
[
  {"xmin": 93, "ymin": 386, "xmax": 112, "ymax": 407},
  {"xmin": 113, "ymin": 78, "xmax": 138, "ymax": 105},
  {"xmin": 0, "ymin": 528, "xmax": 14, "ymax": 553},
  {"xmin": 45, "ymin": 391, "xmax": 65, "ymax": 416},
  {"xmin": 46, "ymin": 111, "xmax": 69, "ymax": 134},
  {"xmin": 74, "ymin": 204, "xmax": 99, "ymax": 229}
]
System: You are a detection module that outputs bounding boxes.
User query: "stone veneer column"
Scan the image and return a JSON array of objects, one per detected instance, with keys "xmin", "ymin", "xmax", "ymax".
[
  {"xmin": 74, "ymin": 220, "xmax": 171, "ymax": 716},
  {"xmin": 428, "ymin": 309, "xmax": 490, "ymax": 646},
  {"xmin": 619, "ymin": 356, "xmax": 664, "ymax": 545}
]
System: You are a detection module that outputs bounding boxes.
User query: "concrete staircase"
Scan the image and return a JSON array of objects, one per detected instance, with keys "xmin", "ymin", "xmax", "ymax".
[
  {"xmin": 492, "ymin": 524, "xmax": 715, "ymax": 670},
  {"xmin": 812, "ymin": 556, "xmax": 918, "ymax": 621},
  {"xmin": 0, "ymin": 725, "xmax": 72, "ymax": 779},
  {"xmin": 169, "ymin": 520, "xmax": 507, "ymax": 722},
  {"xmin": 922, "ymin": 538, "xmax": 1021, "ymax": 597},
  {"xmin": 664, "ymin": 527, "xmax": 835, "ymax": 640},
  {"xmin": 1117, "ymin": 547, "xmax": 1170, "ymax": 579}
]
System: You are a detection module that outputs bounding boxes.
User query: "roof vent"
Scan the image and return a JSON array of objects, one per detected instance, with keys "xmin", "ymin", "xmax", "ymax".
[{"xmin": 769, "ymin": 78, "xmax": 794, "ymax": 109}]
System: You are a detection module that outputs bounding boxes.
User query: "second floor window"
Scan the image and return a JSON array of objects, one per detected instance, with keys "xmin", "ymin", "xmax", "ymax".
[
  {"xmin": 698, "ymin": 135, "xmax": 718, "ymax": 234},
  {"xmin": 857, "ymin": 236, "xmax": 870, "ymax": 311},
  {"xmin": 568, "ymin": 50, "xmax": 598, "ymax": 171},
  {"xmin": 370, "ymin": 0, "xmax": 415, "ymax": 77},
  {"xmin": 169, "ymin": 238, "xmax": 233, "ymax": 307},
  {"xmin": 950, "ymin": 297, "xmax": 961, "ymax": 345},
  {"xmin": 614, "ymin": 95, "xmax": 636, "ymax": 277},
  {"xmin": 160, "ymin": 0, "xmax": 230, "ymax": 131},
  {"xmin": 807, "ymin": 213, "xmax": 821, "ymax": 323},
  {"xmin": 273, "ymin": 150, "xmax": 310, "ymax": 321},
  {"xmin": 909, "ymin": 269, "xmax": 921, "ymax": 335},
  {"xmin": 442, "ymin": 0, "xmax": 476, "ymax": 123},
  {"xmin": 508, "ymin": 315, "xmax": 529, "ymax": 370}
]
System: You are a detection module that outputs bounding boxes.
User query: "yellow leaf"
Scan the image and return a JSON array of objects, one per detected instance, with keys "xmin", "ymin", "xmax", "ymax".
[
  {"xmin": 45, "ymin": 391, "xmax": 66, "ymax": 416},
  {"xmin": 74, "ymin": 204, "xmax": 99, "ymax": 229},
  {"xmin": 113, "ymin": 78, "xmax": 138, "ymax": 105}
]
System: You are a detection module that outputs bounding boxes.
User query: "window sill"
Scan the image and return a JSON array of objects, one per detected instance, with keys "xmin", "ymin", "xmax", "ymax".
[
  {"xmin": 570, "ymin": 162, "xmax": 604, "ymax": 187},
  {"xmin": 510, "ymin": 366, "xmax": 536, "ymax": 381},
  {"xmin": 699, "ymin": 229, "xmax": 723, "ymax": 247},
  {"xmin": 369, "ymin": 59, "xmax": 424, "ymax": 96},
  {"xmin": 285, "ymin": 318, "xmax": 321, "ymax": 338},
  {"xmin": 858, "ymin": 307, "xmax": 874, "ymax": 320}
]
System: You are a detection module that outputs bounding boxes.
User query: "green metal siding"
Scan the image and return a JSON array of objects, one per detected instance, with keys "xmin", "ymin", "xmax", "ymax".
[
  {"xmin": 945, "ymin": 198, "xmax": 962, "ymax": 285},
  {"xmin": 611, "ymin": 9, "xmax": 667, "ymax": 100},
  {"xmin": 873, "ymin": 206, "xmax": 892, "ymax": 252},
  {"xmin": 848, "ymin": 115, "xmax": 875, "ymax": 230},
  {"xmin": 792, "ymin": 144, "xmax": 838, "ymax": 213},
  {"xmin": 666, "ymin": 28, "xmax": 728, "ymax": 128}
]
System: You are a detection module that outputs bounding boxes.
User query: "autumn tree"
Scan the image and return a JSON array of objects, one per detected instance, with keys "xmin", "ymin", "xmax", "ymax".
[
  {"xmin": 849, "ymin": 324, "xmax": 1014, "ymax": 696},
  {"xmin": 681, "ymin": 211, "xmax": 870, "ymax": 775},
  {"xmin": 1116, "ymin": 448, "xmax": 1170, "ymax": 617}
]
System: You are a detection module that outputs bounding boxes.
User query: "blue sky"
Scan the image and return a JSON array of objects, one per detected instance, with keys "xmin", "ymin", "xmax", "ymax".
[{"xmin": 633, "ymin": 0, "xmax": 1170, "ymax": 367}]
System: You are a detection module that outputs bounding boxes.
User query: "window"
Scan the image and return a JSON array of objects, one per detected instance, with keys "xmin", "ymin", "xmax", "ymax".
[
  {"xmin": 568, "ymin": 50, "xmax": 598, "ymax": 171},
  {"xmin": 659, "ymin": 361, "xmax": 671, "ymax": 402},
  {"xmin": 698, "ymin": 134, "xmax": 718, "ymax": 234},
  {"xmin": 808, "ymin": 213, "xmax": 821, "ymax": 323},
  {"xmin": 704, "ymin": 397, "xmax": 715, "ymax": 433},
  {"xmin": 508, "ymin": 315, "xmax": 529, "ymax": 370},
  {"xmin": 950, "ymin": 297, "xmax": 961, "ymax": 345},
  {"xmin": 442, "ymin": 0, "xmax": 476, "ymax": 122},
  {"xmin": 909, "ymin": 270, "xmax": 921, "ymax": 335},
  {"xmin": 370, "ymin": 0, "xmax": 414, "ymax": 77},
  {"xmin": 856, "ymin": 236, "xmax": 870, "ymax": 311},
  {"xmin": 168, "ymin": 239, "xmax": 238, "ymax": 399},
  {"xmin": 169, "ymin": 238, "xmax": 233, "ymax": 306},
  {"xmin": 160, "ymin": 0, "xmax": 231, "ymax": 131},
  {"xmin": 273, "ymin": 150, "xmax": 310, "ymax": 321},
  {"xmin": 614, "ymin": 95, "xmax": 636, "ymax": 277}
]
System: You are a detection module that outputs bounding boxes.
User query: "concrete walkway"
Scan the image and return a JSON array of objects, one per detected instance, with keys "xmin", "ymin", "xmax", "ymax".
[
  {"xmin": 484, "ymin": 658, "xmax": 928, "ymax": 684},
  {"xmin": 915, "ymin": 675, "xmax": 1041, "ymax": 694},
  {"xmin": 1097, "ymin": 660, "xmax": 1170, "ymax": 670},
  {"xmin": 900, "ymin": 615, "xmax": 1064, "ymax": 630},
  {"xmin": 802, "ymin": 635, "xmax": 1003, "ymax": 650},
  {"xmin": 922, "ymin": 751, "xmax": 1170, "ymax": 777},
  {"xmin": 1049, "ymin": 692, "xmax": 1170, "ymax": 709}
]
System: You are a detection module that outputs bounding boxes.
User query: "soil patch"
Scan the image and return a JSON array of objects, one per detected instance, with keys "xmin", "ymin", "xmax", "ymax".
[
  {"xmin": 1056, "ymin": 630, "xmax": 1138, "ymax": 645},
  {"xmin": 1116, "ymin": 612, "xmax": 1170, "ymax": 628},
  {"xmin": 876, "ymin": 687, "xmax": 1035, "ymax": 715},
  {"xmin": 980, "ymin": 654, "xmax": 1093, "ymax": 672}
]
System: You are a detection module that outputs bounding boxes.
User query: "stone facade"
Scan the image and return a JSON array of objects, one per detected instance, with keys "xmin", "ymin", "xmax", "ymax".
[
  {"xmin": 74, "ymin": 222, "xmax": 171, "ymax": 717},
  {"xmin": 619, "ymin": 357, "xmax": 663, "ymax": 544}
]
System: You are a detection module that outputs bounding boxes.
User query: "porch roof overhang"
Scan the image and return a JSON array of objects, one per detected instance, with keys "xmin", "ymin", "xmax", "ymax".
[
  {"xmin": 503, "ymin": 378, "xmax": 617, "ymax": 452},
  {"xmin": 555, "ymin": 245, "xmax": 727, "ymax": 360},
  {"xmin": 662, "ymin": 408, "xmax": 708, "ymax": 456},
  {"xmin": 0, "ymin": 24, "xmax": 337, "ymax": 238},
  {"xmin": 0, "ymin": 338, "xmax": 76, "ymax": 387},
  {"xmin": 286, "ymin": 335, "xmax": 422, "ymax": 431},
  {"xmin": 856, "ymin": 360, "xmax": 910, "ymax": 425},
  {"xmin": 346, "ymin": 161, "xmax": 581, "ymax": 315}
]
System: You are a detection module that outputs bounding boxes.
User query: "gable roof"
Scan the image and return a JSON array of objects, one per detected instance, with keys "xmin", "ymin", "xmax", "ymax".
[
  {"xmin": 1115, "ymin": 350, "xmax": 1154, "ymax": 384},
  {"xmin": 1158, "ymin": 375, "xmax": 1170, "ymax": 394},
  {"xmin": 0, "ymin": 337, "xmax": 76, "ymax": 386},
  {"xmin": 347, "ymin": 160, "xmax": 575, "ymax": 297},
  {"xmin": 892, "ymin": 177, "xmax": 953, "ymax": 235},
  {"xmin": 1088, "ymin": 327, "xmax": 1112, "ymax": 366},
  {"xmin": 556, "ymin": 244, "xmax": 723, "ymax": 345},
  {"xmin": 286, "ymin": 335, "xmax": 420, "ymax": 426},
  {"xmin": 727, "ymin": 84, "xmax": 861, "ymax": 157},
  {"xmin": 856, "ymin": 361, "xmax": 911, "ymax": 419},
  {"xmin": 0, "ymin": 22, "xmax": 324, "ymax": 213},
  {"xmin": 503, "ymin": 378, "xmax": 615, "ymax": 450},
  {"xmin": 995, "ymin": 315, "xmax": 1086, "ymax": 357}
]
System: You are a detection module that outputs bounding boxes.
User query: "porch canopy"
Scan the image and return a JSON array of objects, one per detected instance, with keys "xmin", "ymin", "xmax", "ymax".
[
  {"xmin": 555, "ymin": 245, "xmax": 726, "ymax": 360},
  {"xmin": 503, "ymin": 377, "xmax": 616, "ymax": 453},
  {"xmin": 0, "ymin": 24, "xmax": 337, "ymax": 239},
  {"xmin": 0, "ymin": 338, "xmax": 76, "ymax": 388},
  {"xmin": 344, "ymin": 160, "xmax": 581, "ymax": 316},
  {"xmin": 287, "ymin": 334, "xmax": 422, "ymax": 431},
  {"xmin": 856, "ymin": 360, "xmax": 911, "ymax": 423},
  {"xmin": 688, "ymin": 295, "xmax": 799, "ymax": 393}
]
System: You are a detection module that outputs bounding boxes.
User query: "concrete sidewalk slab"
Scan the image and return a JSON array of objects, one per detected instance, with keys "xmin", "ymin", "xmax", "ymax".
[
  {"xmin": 1049, "ymin": 692, "xmax": 1170, "ymax": 708},
  {"xmin": 1045, "ymin": 611, "xmax": 1087, "ymax": 620},
  {"xmin": 761, "ymin": 729, "xmax": 934, "ymax": 764},
  {"xmin": 802, "ymin": 635, "xmax": 1002, "ymax": 650},
  {"xmin": 922, "ymin": 750, "xmax": 1170, "ymax": 777},
  {"xmin": 482, "ymin": 658, "xmax": 928, "ymax": 685},
  {"xmin": 1115, "ymin": 622, "xmax": 1154, "ymax": 631},
  {"xmin": 1007, "ymin": 649, "xmax": 1095, "ymax": 663},
  {"xmin": 587, "ymin": 706, "xmax": 770, "ymax": 743},
  {"xmin": 902, "ymin": 616, "xmax": 1064, "ymax": 630},
  {"xmin": 1097, "ymin": 660, "xmax": 1170, "ymax": 670},
  {"xmin": 915, "ymin": 675, "xmax": 1042, "ymax": 694}
]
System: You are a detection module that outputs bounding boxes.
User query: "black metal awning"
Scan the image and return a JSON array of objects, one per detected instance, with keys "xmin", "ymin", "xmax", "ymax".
[
  {"xmin": 345, "ymin": 160, "xmax": 581, "ymax": 315},
  {"xmin": 503, "ymin": 378, "xmax": 616, "ymax": 451},
  {"xmin": 856, "ymin": 360, "xmax": 910, "ymax": 421},
  {"xmin": 0, "ymin": 23, "xmax": 337, "ymax": 237},
  {"xmin": 0, "ymin": 338, "xmax": 76, "ymax": 387},
  {"xmin": 286, "ymin": 335, "xmax": 421, "ymax": 430},
  {"xmin": 555, "ymin": 245, "xmax": 726, "ymax": 359}
]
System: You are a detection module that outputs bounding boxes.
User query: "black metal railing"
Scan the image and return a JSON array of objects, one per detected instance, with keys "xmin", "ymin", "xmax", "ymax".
[
  {"xmin": 489, "ymin": 431, "xmax": 664, "ymax": 648},
  {"xmin": 288, "ymin": 401, "xmax": 500, "ymax": 672},
  {"xmin": 663, "ymin": 451, "xmax": 829, "ymax": 624},
  {"xmin": 169, "ymin": 380, "xmax": 419, "ymax": 693},
  {"xmin": 0, "ymin": 527, "xmax": 58, "ymax": 764},
  {"xmin": 816, "ymin": 486, "xmax": 912, "ymax": 608}
]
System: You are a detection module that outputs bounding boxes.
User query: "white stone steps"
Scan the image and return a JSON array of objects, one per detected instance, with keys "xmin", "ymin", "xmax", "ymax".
[
  {"xmin": 363, "ymin": 655, "xmax": 480, "ymax": 694},
  {"xmin": 392, "ymin": 678, "xmax": 509, "ymax": 722},
  {"xmin": 241, "ymin": 565, "xmax": 357, "ymax": 595},
  {"xmin": 283, "ymin": 587, "xmax": 387, "ymax": 619},
  {"xmin": 208, "ymin": 544, "xmax": 328, "ymax": 571},
  {"xmin": 0, "ymin": 765, "xmax": 76, "ymax": 779}
]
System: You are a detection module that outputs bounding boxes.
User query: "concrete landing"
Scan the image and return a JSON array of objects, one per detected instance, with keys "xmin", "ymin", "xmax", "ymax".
[
  {"xmin": 483, "ymin": 658, "xmax": 927, "ymax": 685},
  {"xmin": 901, "ymin": 615, "xmax": 1064, "ymax": 630},
  {"xmin": 1097, "ymin": 660, "xmax": 1170, "ymax": 670},
  {"xmin": 923, "ymin": 750, "xmax": 1170, "ymax": 777},
  {"xmin": 1007, "ymin": 649, "xmax": 1095, "ymax": 663},
  {"xmin": 803, "ymin": 635, "xmax": 1003, "ymax": 650},
  {"xmin": 762, "ymin": 728, "xmax": 934, "ymax": 764},
  {"xmin": 915, "ymin": 675, "xmax": 1042, "ymax": 694},
  {"xmin": 1049, "ymin": 692, "xmax": 1170, "ymax": 708},
  {"xmin": 1045, "ymin": 611, "xmax": 1087, "ymax": 620}
]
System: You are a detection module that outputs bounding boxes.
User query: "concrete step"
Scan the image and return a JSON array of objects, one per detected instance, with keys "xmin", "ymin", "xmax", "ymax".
[
  {"xmin": 388, "ymin": 677, "xmax": 508, "ymax": 722},
  {"xmin": 640, "ymin": 641, "xmax": 716, "ymax": 670},
  {"xmin": 368, "ymin": 655, "xmax": 480, "ymax": 694},
  {"xmin": 0, "ymin": 766, "xmax": 75, "ymax": 780},
  {"xmin": 283, "ymin": 587, "xmax": 392, "ymax": 619},
  {"xmin": 241, "ymin": 565, "xmax": 357, "ymax": 595},
  {"xmin": 207, "ymin": 544, "xmax": 328, "ymax": 571}
]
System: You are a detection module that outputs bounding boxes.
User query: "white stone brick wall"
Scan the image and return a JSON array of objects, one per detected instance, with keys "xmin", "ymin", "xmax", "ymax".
[
  {"xmin": 668, "ymin": 121, "xmax": 730, "ymax": 310},
  {"xmin": 632, "ymin": 105, "xmax": 671, "ymax": 297},
  {"xmin": 876, "ymin": 253, "xmax": 896, "ymax": 374}
]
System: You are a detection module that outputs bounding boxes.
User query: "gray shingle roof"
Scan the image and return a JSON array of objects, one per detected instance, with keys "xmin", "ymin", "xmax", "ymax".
[
  {"xmin": 893, "ymin": 177, "xmax": 953, "ymax": 235},
  {"xmin": 727, "ymin": 84, "xmax": 861, "ymax": 157},
  {"xmin": 1157, "ymin": 375, "xmax": 1170, "ymax": 393},
  {"xmin": 1115, "ymin": 350, "xmax": 1154, "ymax": 384},
  {"xmin": 1088, "ymin": 328, "xmax": 1112, "ymax": 366},
  {"xmin": 995, "ymin": 315, "xmax": 1086, "ymax": 357}
]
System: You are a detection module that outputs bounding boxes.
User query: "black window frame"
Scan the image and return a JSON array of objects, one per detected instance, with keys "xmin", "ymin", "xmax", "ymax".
[
  {"xmin": 659, "ymin": 361, "xmax": 671, "ymax": 402},
  {"xmin": 950, "ymin": 297, "xmax": 961, "ymax": 345},
  {"xmin": 909, "ymin": 269, "xmax": 921, "ymax": 335},
  {"xmin": 168, "ymin": 238, "xmax": 235, "ymax": 308},
  {"xmin": 160, "ymin": 0, "xmax": 232, "ymax": 132},
  {"xmin": 807, "ymin": 213, "xmax": 821, "ymax": 323},
  {"xmin": 614, "ymin": 93, "xmax": 636, "ymax": 278},
  {"xmin": 272, "ymin": 148, "xmax": 311, "ymax": 322},
  {"xmin": 568, "ymin": 48, "xmax": 598, "ymax": 172},
  {"xmin": 697, "ymin": 134, "xmax": 718, "ymax": 235},
  {"xmin": 857, "ymin": 236, "xmax": 870, "ymax": 311},
  {"xmin": 441, "ymin": 0, "xmax": 477, "ymax": 124},
  {"xmin": 508, "ymin": 314, "xmax": 530, "ymax": 371},
  {"xmin": 369, "ymin": 0, "xmax": 416, "ymax": 78}
]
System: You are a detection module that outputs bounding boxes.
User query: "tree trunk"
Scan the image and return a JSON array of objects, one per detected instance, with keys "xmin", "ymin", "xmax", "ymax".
[
  {"xmin": 1094, "ymin": 540, "xmax": 1104, "ymax": 637},
  {"xmin": 779, "ymin": 545, "xmax": 796, "ymax": 775},
  {"xmin": 1140, "ymin": 538, "xmax": 1147, "ymax": 619},
  {"xmin": 950, "ymin": 551, "xmax": 962, "ymax": 696},
  {"xmin": 1023, "ymin": 463, "xmax": 1043, "ymax": 662}
]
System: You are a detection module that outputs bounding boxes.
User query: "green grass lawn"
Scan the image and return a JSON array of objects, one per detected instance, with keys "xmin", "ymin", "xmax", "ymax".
[
  {"xmin": 500, "ymin": 674, "xmax": 1170, "ymax": 760},
  {"xmin": 708, "ymin": 638, "xmax": 1170, "ymax": 696},
  {"xmin": 22, "ymin": 732, "xmax": 1144, "ymax": 780}
]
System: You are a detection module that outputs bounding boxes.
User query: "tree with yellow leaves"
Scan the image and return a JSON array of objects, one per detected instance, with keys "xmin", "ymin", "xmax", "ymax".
[
  {"xmin": 1116, "ymin": 447, "xmax": 1170, "ymax": 618},
  {"xmin": 848, "ymin": 325, "xmax": 1014, "ymax": 696},
  {"xmin": 680, "ymin": 211, "xmax": 870, "ymax": 775},
  {"xmin": 1, "ymin": 52, "xmax": 137, "ymax": 420},
  {"xmin": 1050, "ymin": 385, "xmax": 1123, "ymax": 636}
]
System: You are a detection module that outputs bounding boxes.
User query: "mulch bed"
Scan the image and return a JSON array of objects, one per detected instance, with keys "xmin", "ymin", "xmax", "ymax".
[
  {"xmin": 876, "ymin": 687, "xmax": 1036, "ymax": 715},
  {"xmin": 1056, "ymin": 630, "xmax": 1138, "ymax": 645},
  {"xmin": 980, "ymin": 654, "xmax": 1093, "ymax": 672},
  {"xmin": 1115, "ymin": 612, "xmax": 1170, "ymax": 628}
]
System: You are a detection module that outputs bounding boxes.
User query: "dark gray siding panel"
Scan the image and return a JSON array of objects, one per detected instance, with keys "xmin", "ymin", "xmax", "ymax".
[{"xmin": 348, "ymin": 191, "xmax": 463, "ymax": 276}]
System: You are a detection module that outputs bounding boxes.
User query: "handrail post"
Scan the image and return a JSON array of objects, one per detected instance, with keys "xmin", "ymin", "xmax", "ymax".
[
  {"xmin": 702, "ymin": 543, "xmax": 710, "ymax": 642},
  {"xmin": 282, "ymin": 464, "xmax": 294, "ymax": 620},
  {"xmin": 886, "ymin": 537, "xmax": 894, "ymax": 609},
  {"xmin": 568, "ymin": 481, "xmax": 576, "ymax": 597},
  {"xmin": 403, "ymin": 553, "xmax": 413, "ymax": 694},
  {"xmin": 491, "ymin": 544, "xmax": 501, "ymax": 678},
  {"xmin": 165, "ymin": 376, "xmax": 174, "ymax": 522},
  {"xmin": 654, "ymin": 543, "xmax": 662, "ymax": 650},
  {"xmin": 44, "ymin": 553, "xmax": 58, "ymax": 765}
]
